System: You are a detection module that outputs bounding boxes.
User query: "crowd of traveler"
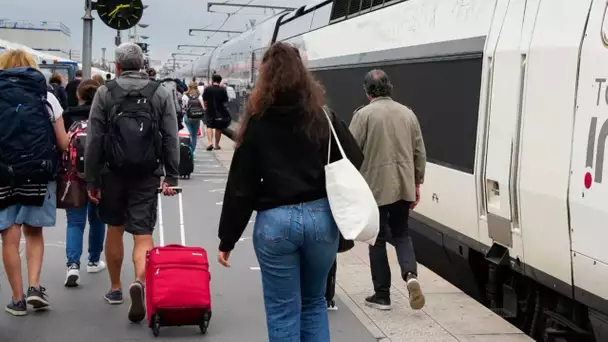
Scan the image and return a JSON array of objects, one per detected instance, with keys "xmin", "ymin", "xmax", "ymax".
[{"xmin": 0, "ymin": 40, "xmax": 427, "ymax": 342}]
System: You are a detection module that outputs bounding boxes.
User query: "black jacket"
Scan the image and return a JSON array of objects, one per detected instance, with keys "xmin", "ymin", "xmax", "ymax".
[
  {"xmin": 50, "ymin": 83, "xmax": 68, "ymax": 110},
  {"xmin": 62, "ymin": 104, "xmax": 92, "ymax": 132},
  {"xmin": 218, "ymin": 104, "xmax": 364, "ymax": 252}
]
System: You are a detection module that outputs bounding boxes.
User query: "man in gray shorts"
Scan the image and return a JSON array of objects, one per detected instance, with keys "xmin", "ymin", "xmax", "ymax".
[{"xmin": 85, "ymin": 42, "xmax": 179, "ymax": 323}]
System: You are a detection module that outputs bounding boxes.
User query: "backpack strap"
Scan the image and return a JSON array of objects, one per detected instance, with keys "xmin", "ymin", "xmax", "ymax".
[
  {"xmin": 106, "ymin": 80, "xmax": 127, "ymax": 101},
  {"xmin": 139, "ymin": 81, "xmax": 161, "ymax": 101}
]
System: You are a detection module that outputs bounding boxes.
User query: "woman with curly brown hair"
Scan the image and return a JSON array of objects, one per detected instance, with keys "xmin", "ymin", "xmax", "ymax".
[{"xmin": 217, "ymin": 42, "xmax": 363, "ymax": 341}]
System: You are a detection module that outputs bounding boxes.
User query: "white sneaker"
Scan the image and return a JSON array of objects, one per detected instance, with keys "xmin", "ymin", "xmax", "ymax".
[
  {"xmin": 406, "ymin": 277, "xmax": 425, "ymax": 310},
  {"xmin": 327, "ymin": 300, "xmax": 338, "ymax": 311},
  {"xmin": 87, "ymin": 261, "xmax": 107, "ymax": 273},
  {"xmin": 65, "ymin": 264, "xmax": 80, "ymax": 287}
]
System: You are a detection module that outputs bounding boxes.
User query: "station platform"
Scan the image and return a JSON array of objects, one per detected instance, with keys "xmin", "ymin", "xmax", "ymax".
[
  {"xmin": 215, "ymin": 137, "xmax": 533, "ymax": 342},
  {"xmin": 0, "ymin": 134, "xmax": 532, "ymax": 341}
]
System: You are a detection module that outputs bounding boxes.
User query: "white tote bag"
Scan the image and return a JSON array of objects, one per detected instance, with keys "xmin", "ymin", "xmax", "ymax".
[{"xmin": 323, "ymin": 108, "xmax": 379, "ymax": 245}]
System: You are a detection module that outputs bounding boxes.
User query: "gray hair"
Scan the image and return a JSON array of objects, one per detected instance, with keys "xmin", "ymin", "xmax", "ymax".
[
  {"xmin": 115, "ymin": 42, "xmax": 144, "ymax": 71},
  {"xmin": 364, "ymin": 69, "xmax": 393, "ymax": 98}
]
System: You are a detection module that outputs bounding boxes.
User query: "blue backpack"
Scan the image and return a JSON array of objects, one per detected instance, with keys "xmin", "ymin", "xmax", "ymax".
[{"xmin": 0, "ymin": 67, "xmax": 58, "ymax": 185}]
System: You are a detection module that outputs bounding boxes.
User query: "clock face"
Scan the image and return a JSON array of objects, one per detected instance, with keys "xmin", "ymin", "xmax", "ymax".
[{"xmin": 96, "ymin": 0, "xmax": 144, "ymax": 30}]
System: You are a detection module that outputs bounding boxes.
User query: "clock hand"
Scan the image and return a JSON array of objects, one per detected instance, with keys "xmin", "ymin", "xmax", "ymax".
[
  {"xmin": 109, "ymin": 4, "xmax": 131, "ymax": 18},
  {"xmin": 108, "ymin": 6, "xmax": 121, "ymax": 18}
]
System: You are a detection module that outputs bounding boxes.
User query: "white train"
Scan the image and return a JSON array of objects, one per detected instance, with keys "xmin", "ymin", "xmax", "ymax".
[
  {"xmin": 0, "ymin": 38, "xmax": 115, "ymax": 80},
  {"xmin": 180, "ymin": 0, "xmax": 608, "ymax": 340}
]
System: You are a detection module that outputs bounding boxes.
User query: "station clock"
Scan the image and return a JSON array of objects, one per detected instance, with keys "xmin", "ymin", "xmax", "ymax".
[{"xmin": 96, "ymin": 0, "xmax": 144, "ymax": 30}]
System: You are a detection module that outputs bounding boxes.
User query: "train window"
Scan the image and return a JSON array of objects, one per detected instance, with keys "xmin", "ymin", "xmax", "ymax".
[
  {"xmin": 348, "ymin": 0, "xmax": 361, "ymax": 15},
  {"xmin": 330, "ymin": 0, "xmax": 350, "ymax": 20},
  {"xmin": 312, "ymin": 56, "xmax": 483, "ymax": 174},
  {"xmin": 360, "ymin": 0, "xmax": 373, "ymax": 12},
  {"xmin": 331, "ymin": 0, "xmax": 406, "ymax": 22}
]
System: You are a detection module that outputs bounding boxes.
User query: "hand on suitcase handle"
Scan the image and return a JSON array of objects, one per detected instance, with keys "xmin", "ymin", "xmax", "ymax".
[{"xmin": 158, "ymin": 185, "xmax": 182, "ymax": 196}]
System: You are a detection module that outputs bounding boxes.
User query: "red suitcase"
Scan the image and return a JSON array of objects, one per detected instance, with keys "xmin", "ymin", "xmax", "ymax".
[{"xmin": 146, "ymin": 188, "xmax": 212, "ymax": 337}]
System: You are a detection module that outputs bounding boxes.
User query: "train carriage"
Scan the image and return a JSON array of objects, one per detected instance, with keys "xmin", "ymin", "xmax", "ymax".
[{"xmin": 177, "ymin": 1, "xmax": 608, "ymax": 340}]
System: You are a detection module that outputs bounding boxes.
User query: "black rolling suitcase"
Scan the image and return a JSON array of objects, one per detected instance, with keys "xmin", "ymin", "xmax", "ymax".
[
  {"xmin": 326, "ymin": 259, "xmax": 337, "ymax": 310},
  {"xmin": 326, "ymin": 236, "xmax": 351, "ymax": 311},
  {"xmin": 179, "ymin": 136, "xmax": 194, "ymax": 179}
]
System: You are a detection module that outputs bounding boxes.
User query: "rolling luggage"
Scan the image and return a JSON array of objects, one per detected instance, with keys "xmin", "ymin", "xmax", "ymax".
[
  {"xmin": 325, "ymin": 259, "xmax": 337, "ymax": 310},
  {"xmin": 146, "ymin": 188, "xmax": 212, "ymax": 337},
  {"xmin": 178, "ymin": 136, "xmax": 194, "ymax": 179}
]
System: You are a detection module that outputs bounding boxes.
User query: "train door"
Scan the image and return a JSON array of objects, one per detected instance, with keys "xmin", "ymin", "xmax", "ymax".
[
  {"xmin": 478, "ymin": 0, "xmax": 539, "ymax": 264},
  {"xmin": 569, "ymin": 0, "xmax": 608, "ymax": 312}
]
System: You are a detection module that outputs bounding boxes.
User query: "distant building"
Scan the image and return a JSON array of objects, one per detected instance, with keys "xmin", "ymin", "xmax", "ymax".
[{"xmin": 0, "ymin": 19, "xmax": 71, "ymax": 59}]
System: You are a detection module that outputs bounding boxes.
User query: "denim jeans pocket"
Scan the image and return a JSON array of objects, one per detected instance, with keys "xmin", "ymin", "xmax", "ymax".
[
  {"xmin": 308, "ymin": 207, "xmax": 338, "ymax": 245},
  {"xmin": 255, "ymin": 209, "xmax": 291, "ymax": 242}
]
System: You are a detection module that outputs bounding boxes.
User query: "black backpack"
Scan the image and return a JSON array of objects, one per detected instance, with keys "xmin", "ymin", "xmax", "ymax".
[
  {"xmin": 105, "ymin": 80, "xmax": 162, "ymax": 176},
  {"xmin": 186, "ymin": 94, "xmax": 204, "ymax": 120}
]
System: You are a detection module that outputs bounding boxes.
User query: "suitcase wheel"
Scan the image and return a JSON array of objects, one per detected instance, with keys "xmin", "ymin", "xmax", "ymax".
[
  {"xmin": 199, "ymin": 311, "xmax": 212, "ymax": 335},
  {"xmin": 151, "ymin": 314, "xmax": 161, "ymax": 337}
]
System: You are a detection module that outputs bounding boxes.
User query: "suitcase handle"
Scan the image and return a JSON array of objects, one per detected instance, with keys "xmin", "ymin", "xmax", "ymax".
[{"xmin": 157, "ymin": 187, "xmax": 185, "ymax": 247}]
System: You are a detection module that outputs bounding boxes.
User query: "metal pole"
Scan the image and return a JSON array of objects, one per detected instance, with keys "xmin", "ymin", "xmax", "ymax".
[
  {"xmin": 101, "ymin": 47, "xmax": 106, "ymax": 69},
  {"xmin": 82, "ymin": 0, "xmax": 94, "ymax": 79},
  {"xmin": 173, "ymin": 56, "xmax": 176, "ymax": 72}
]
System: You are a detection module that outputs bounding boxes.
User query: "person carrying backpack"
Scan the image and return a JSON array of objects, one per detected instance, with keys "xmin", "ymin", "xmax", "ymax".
[
  {"xmin": 61, "ymin": 79, "xmax": 107, "ymax": 288},
  {"xmin": 85, "ymin": 42, "xmax": 179, "ymax": 324},
  {"xmin": 0, "ymin": 49, "xmax": 69, "ymax": 316},
  {"xmin": 160, "ymin": 77, "xmax": 186, "ymax": 131},
  {"xmin": 181, "ymin": 82, "xmax": 204, "ymax": 151}
]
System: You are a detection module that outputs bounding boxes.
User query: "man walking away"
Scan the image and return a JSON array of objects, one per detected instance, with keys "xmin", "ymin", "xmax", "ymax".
[
  {"xmin": 349, "ymin": 69, "xmax": 427, "ymax": 311},
  {"xmin": 85, "ymin": 42, "xmax": 180, "ymax": 323},
  {"xmin": 202, "ymin": 74, "xmax": 229, "ymax": 150},
  {"xmin": 66, "ymin": 69, "xmax": 83, "ymax": 108}
]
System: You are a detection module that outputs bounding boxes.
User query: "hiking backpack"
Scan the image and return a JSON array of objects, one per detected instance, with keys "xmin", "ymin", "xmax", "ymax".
[
  {"xmin": 0, "ymin": 67, "xmax": 58, "ymax": 185},
  {"xmin": 186, "ymin": 94, "xmax": 204, "ymax": 120},
  {"xmin": 105, "ymin": 80, "xmax": 162, "ymax": 176}
]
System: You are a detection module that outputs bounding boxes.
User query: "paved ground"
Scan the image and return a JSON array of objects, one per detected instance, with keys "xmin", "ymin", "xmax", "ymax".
[
  {"xmin": 0, "ymin": 142, "xmax": 376, "ymax": 341},
  {"xmin": 0, "ymin": 133, "xmax": 534, "ymax": 342}
]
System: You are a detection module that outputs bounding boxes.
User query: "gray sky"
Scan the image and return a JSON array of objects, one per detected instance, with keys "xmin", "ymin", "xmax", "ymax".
[{"xmin": 0, "ymin": 0, "xmax": 307, "ymax": 65}]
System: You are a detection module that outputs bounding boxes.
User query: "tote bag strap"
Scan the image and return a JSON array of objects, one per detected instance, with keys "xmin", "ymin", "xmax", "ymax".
[{"xmin": 321, "ymin": 106, "xmax": 346, "ymax": 165}]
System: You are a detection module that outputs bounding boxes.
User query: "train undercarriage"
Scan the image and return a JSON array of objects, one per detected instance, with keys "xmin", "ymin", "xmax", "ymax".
[{"xmin": 409, "ymin": 217, "xmax": 608, "ymax": 342}]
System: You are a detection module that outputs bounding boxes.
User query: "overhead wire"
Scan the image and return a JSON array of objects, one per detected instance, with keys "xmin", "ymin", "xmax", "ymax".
[
  {"xmin": 200, "ymin": 0, "xmax": 255, "ymax": 47},
  {"xmin": 166, "ymin": 0, "xmax": 257, "ymax": 73}
]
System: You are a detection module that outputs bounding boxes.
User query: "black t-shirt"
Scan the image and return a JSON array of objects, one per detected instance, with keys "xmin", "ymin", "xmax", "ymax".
[{"xmin": 202, "ymin": 85, "xmax": 228, "ymax": 118}]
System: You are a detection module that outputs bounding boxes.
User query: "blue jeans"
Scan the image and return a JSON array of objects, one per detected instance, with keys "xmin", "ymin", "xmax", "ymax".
[
  {"xmin": 253, "ymin": 198, "xmax": 339, "ymax": 342},
  {"xmin": 184, "ymin": 116, "xmax": 201, "ymax": 151},
  {"xmin": 65, "ymin": 200, "xmax": 106, "ymax": 266}
]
